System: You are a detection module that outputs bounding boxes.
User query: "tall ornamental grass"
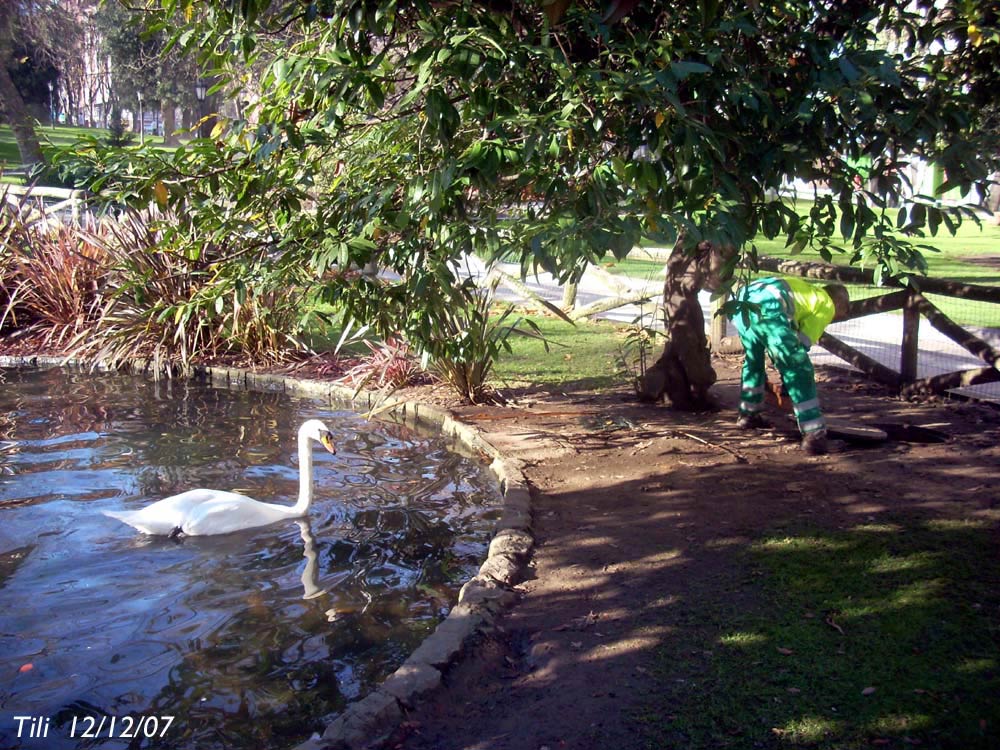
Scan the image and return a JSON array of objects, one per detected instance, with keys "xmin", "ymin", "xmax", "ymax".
[{"xmin": 0, "ymin": 202, "xmax": 318, "ymax": 375}]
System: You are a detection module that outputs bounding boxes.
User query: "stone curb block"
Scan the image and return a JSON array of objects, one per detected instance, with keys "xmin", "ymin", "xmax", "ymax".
[
  {"xmin": 406, "ymin": 602, "xmax": 489, "ymax": 670},
  {"xmin": 458, "ymin": 574, "xmax": 519, "ymax": 609},
  {"xmin": 478, "ymin": 552, "xmax": 522, "ymax": 587},
  {"xmin": 488, "ymin": 528, "xmax": 534, "ymax": 561},
  {"xmin": 380, "ymin": 662, "xmax": 443, "ymax": 707},
  {"xmin": 318, "ymin": 689, "xmax": 402, "ymax": 749},
  {"xmin": 0, "ymin": 358, "xmax": 533, "ymax": 750}
]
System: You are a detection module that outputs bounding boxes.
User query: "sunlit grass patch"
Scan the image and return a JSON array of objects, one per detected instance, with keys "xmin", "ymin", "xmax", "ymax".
[
  {"xmin": 773, "ymin": 715, "xmax": 842, "ymax": 744},
  {"xmin": 868, "ymin": 552, "xmax": 937, "ymax": 574},
  {"xmin": 753, "ymin": 535, "xmax": 856, "ymax": 554},
  {"xmin": 718, "ymin": 631, "xmax": 767, "ymax": 649},
  {"xmin": 638, "ymin": 514, "xmax": 1000, "ymax": 750}
]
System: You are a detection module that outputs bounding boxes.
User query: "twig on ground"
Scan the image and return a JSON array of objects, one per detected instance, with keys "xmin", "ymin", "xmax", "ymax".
[{"xmin": 668, "ymin": 429, "xmax": 750, "ymax": 464}]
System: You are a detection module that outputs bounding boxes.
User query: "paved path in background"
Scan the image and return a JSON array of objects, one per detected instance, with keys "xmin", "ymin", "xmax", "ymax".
[{"xmin": 464, "ymin": 255, "xmax": 1000, "ymax": 403}]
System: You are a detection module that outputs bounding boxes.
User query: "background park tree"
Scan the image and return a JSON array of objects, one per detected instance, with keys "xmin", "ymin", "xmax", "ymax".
[
  {"xmin": 56, "ymin": 0, "xmax": 999, "ymax": 400},
  {"xmin": 0, "ymin": 0, "xmax": 82, "ymax": 166},
  {"xmin": 92, "ymin": 2, "xmax": 201, "ymax": 145}
]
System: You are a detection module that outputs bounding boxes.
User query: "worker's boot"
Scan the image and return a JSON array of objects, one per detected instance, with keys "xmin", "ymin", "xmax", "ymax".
[
  {"xmin": 801, "ymin": 429, "xmax": 828, "ymax": 455},
  {"xmin": 736, "ymin": 412, "xmax": 766, "ymax": 430}
]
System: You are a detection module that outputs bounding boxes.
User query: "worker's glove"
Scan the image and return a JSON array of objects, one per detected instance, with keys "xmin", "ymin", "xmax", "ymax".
[{"xmin": 796, "ymin": 331, "xmax": 813, "ymax": 348}]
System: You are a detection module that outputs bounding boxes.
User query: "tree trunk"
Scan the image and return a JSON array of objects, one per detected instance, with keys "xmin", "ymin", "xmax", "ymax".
[
  {"xmin": 637, "ymin": 239, "xmax": 734, "ymax": 409},
  {"xmin": 161, "ymin": 102, "xmax": 181, "ymax": 146},
  {"xmin": 0, "ymin": 58, "xmax": 45, "ymax": 166}
]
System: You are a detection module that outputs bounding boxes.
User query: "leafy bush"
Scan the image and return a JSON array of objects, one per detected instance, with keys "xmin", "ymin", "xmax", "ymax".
[
  {"xmin": 68, "ymin": 209, "xmax": 317, "ymax": 374},
  {"xmin": 0, "ymin": 198, "xmax": 106, "ymax": 347},
  {"xmin": 427, "ymin": 276, "xmax": 547, "ymax": 403},
  {"xmin": 338, "ymin": 337, "xmax": 433, "ymax": 391},
  {"xmin": 0, "ymin": 186, "xmax": 322, "ymax": 374},
  {"xmin": 67, "ymin": 209, "xmax": 215, "ymax": 373}
]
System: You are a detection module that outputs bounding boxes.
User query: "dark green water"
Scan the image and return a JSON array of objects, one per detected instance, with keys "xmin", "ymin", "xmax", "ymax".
[{"xmin": 0, "ymin": 368, "xmax": 500, "ymax": 749}]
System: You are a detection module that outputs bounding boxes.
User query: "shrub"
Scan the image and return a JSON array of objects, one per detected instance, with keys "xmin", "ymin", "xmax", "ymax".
[
  {"xmin": 69, "ymin": 209, "xmax": 317, "ymax": 374},
  {"xmin": 338, "ymin": 337, "xmax": 434, "ymax": 391},
  {"xmin": 0, "ymin": 199, "xmax": 106, "ymax": 347},
  {"xmin": 428, "ymin": 276, "xmax": 547, "ymax": 403}
]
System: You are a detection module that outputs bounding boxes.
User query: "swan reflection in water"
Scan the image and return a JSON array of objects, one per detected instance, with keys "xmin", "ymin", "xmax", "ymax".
[{"xmin": 296, "ymin": 518, "xmax": 325, "ymax": 601}]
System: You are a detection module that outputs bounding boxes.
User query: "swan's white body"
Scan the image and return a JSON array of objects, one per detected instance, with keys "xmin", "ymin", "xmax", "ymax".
[{"xmin": 103, "ymin": 419, "xmax": 336, "ymax": 536}]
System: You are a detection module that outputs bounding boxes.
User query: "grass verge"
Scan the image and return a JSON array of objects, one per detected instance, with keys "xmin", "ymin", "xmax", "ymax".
[
  {"xmin": 637, "ymin": 515, "xmax": 1000, "ymax": 750},
  {"xmin": 490, "ymin": 314, "xmax": 632, "ymax": 393}
]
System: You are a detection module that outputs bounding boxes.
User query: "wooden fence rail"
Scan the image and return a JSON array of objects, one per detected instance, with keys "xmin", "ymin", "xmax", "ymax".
[
  {"xmin": 749, "ymin": 256, "xmax": 1000, "ymax": 397},
  {"xmin": 2, "ymin": 184, "xmax": 88, "ymax": 223}
]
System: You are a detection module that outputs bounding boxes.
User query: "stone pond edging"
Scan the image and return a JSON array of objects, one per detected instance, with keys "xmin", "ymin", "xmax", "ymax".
[{"xmin": 0, "ymin": 356, "xmax": 533, "ymax": 750}]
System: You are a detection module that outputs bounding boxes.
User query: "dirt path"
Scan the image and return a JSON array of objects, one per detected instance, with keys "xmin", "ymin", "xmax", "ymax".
[{"xmin": 382, "ymin": 358, "xmax": 1000, "ymax": 750}]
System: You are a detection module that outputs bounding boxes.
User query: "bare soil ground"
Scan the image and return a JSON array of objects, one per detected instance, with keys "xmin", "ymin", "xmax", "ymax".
[{"xmin": 377, "ymin": 355, "xmax": 1000, "ymax": 750}]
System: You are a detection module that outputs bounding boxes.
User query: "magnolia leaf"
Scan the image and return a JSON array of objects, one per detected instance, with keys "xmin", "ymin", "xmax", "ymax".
[
  {"xmin": 542, "ymin": 0, "xmax": 573, "ymax": 25},
  {"xmin": 153, "ymin": 181, "xmax": 169, "ymax": 209}
]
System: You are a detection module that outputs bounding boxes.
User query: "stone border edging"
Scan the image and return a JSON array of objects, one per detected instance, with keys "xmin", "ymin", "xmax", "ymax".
[{"xmin": 0, "ymin": 356, "xmax": 533, "ymax": 750}]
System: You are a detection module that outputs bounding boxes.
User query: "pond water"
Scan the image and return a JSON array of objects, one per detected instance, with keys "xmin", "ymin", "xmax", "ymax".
[{"xmin": 0, "ymin": 368, "xmax": 501, "ymax": 750}]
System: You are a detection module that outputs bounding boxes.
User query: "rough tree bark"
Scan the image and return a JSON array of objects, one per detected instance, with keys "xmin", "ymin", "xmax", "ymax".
[
  {"xmin": 637, "ymin": 239, "xmax": 734, "ymax": 409},
  {"xmin": 0, "ymin": 57, "xmax": 45, "ymax": 167},
  {"xmin": 162, "ymin": 102, "xmax": 182, "ymax": 146},
  {"xmin": 0, "ymin": 2, "xmax": 45, "ymax": 168}
]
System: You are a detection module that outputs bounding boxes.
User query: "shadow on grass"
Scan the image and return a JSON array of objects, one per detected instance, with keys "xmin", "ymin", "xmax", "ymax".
[{"xmin": 638, "ymin": 513, "xmax": 1000, "ymax": 749}]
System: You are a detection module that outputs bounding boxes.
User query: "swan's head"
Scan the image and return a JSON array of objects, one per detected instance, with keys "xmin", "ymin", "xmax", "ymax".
[{"xmin": 301, "ymin": 419, "xmax": 337, "ymax": 454}]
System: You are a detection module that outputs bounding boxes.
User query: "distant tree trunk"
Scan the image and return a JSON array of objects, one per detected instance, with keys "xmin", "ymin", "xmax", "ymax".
[
  {"xmin": 637, "ymin": 239, "xmax": 734, "ymax": 409},
  {"xmin": 161, "ymin": 101, "xmax": 181, "ymax": 145},
  {"xmin": 0, "ymin": 59, "xmax": 45, "ymax": 166}
]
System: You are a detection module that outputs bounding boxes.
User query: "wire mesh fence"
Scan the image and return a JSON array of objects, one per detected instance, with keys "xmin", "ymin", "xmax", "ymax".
[{"xmin": 712, "ymin": 269, "xmax": 1000, "ymax": 403}]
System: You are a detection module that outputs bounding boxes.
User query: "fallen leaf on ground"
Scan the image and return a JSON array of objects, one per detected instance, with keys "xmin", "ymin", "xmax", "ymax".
[
  {"xmin": 776, "ymin": 647, "xmax": 794, "ymax": 655},
  {"xmin": 862, "ymin": 686, "xmax": 877, "ymax": 695}
]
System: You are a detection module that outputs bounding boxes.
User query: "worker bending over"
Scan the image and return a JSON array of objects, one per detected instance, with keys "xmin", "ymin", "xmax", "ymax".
[{"xmin": 730, "ymin": 277, "xmax": 850, "ymax": 455}]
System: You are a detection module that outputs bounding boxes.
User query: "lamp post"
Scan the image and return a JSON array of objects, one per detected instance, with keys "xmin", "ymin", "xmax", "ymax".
[
  {"xmin": 48, "ymin": 81, "xmax": 55, "ymax": 127},
  {"xmin": 194, "ymin": 79, "xmax": 207, "ymax": 139}
]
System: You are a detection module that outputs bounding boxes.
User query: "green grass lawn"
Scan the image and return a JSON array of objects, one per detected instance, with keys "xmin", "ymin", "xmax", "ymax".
[
  {"xmin": 491, "ymin": 314, "xmax": 631, "ymax": 392},
  {"xmin": 1, "ymin": 123, "xmax": 106, "ymax": 160},
  {"xmin": 1, "ymin": 124, "xmax": 167, "ymax": 183},
  {"xmin": 637, "ymin": 516, "xmax": 1000, "ymax": 750}
]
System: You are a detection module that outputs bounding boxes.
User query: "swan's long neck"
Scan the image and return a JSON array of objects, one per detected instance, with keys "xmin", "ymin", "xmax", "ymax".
[{"xmin": 293, "ymin": 428, "xmax": 315, "ymax": 515}]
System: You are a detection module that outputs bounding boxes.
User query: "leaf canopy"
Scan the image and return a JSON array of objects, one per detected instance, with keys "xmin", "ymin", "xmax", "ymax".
[{"xmin": 56, "ymin": 0, "xmax": 999, "ymax": 358}]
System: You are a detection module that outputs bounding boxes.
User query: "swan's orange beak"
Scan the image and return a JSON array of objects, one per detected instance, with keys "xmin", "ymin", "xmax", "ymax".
[{"xmin": 320, "ymin": 432, "xmax": 337, "ymax": 454}]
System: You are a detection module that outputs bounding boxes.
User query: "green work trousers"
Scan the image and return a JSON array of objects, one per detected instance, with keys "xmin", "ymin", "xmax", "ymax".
[{"xmin": 733, "ymin": 280, "xmax": 826, "ymax": 435}]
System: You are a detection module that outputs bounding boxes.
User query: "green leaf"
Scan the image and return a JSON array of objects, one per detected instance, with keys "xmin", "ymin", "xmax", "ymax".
[
  {"xmin": 839, "ymin": 206, "xmax": 855, "ymax": 241},
  {"xmin": 838, "ymin": 55, "xmax": 861, "ymax": 82},
  {"xmin": 670, "ymin": 61, "xmax": 712, "ymax": 79}
]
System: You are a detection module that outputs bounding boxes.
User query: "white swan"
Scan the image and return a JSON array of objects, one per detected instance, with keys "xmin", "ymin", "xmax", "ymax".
[{"xmin": 103, "ymin": 419, "xmax": 337, "ymax": 537}]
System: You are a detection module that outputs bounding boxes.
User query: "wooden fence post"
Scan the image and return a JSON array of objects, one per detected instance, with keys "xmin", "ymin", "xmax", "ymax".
[{"xmin": 900, "ymin": 286, "xmax": 920, "ymax": 383}]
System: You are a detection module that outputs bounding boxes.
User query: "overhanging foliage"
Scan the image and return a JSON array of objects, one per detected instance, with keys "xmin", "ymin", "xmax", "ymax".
[{"xmin": 51, "ymin": 0, "xmax": 999, "ymax": 375}]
